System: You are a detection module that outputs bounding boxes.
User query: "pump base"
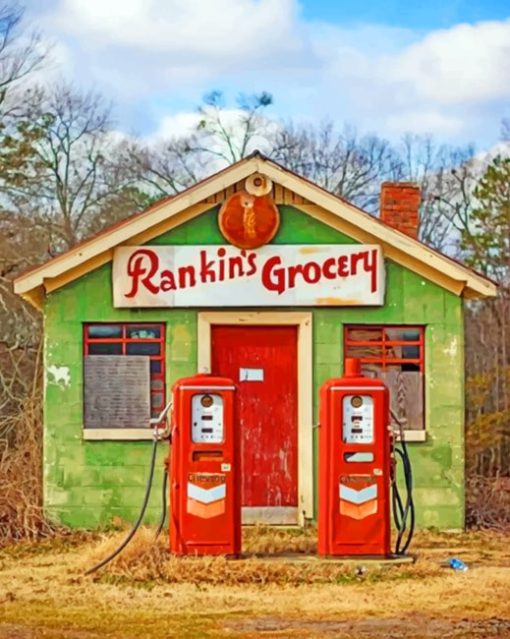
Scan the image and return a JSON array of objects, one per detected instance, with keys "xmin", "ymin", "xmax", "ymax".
[
  {"xmin": 171, "ymin": 547, "xmax": 240, "ymax": 557},
  {"xmin": 247, "ymin": 553, "xmax": 416, "ymax": 565}
]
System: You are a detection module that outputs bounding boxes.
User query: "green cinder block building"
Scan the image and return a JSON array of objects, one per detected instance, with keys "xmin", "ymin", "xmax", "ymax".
[{"xmin": 14, "ymin": 153, "xmax": 496, "ymax": 530}]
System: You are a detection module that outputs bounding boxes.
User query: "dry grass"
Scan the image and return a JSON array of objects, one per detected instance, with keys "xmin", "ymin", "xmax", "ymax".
[
  {"xmin": 83, "ymin": 528, "xmax": 359, "ymax": 586},
  {"xmin": 466, "ymin": 474, "xmax": 510, "ymax": 529},
  {"xmin": 1, "ymin": 527, "xmax": 510, "ymax": 638},
  {"xmin": 243, "ymin": 524, "xmax": 317, "ymax": 554},
  {"xmin": 75, "ymin": 525, "xmax": 510, "ymax": 589},
  {"xmin": 0, "ymin": 344, "xmax": 58, "ymax": 544}
]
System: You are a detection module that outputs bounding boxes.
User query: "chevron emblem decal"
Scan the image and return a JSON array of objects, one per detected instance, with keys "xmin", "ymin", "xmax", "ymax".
[
  {"xmin": 339, "ymin": 480, "xmax": 378, "ymax": 520},
  {"xmin": 339, "ymin": 483, "xmax": 377, "ymax": 504},
  {"xmin": 187, "ymin": 473, "xmax": 226, "ymax": 519}
]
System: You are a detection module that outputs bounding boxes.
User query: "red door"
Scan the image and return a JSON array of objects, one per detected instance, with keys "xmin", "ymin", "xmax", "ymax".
[{"xmin": 211, "ymin": 325, "xmax": 298, "ymax": 522}]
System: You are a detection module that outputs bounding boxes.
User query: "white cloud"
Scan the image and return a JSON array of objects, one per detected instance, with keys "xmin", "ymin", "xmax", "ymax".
[
  {"xmin": 386, "ymin": 20, "xmax": 510, "ymax": 105},
  {"xmin": 153, "ymin": 112, "xmax": 201, "ymax": 140},
  {"xmin": 304, "ymin": 18, "xmax": 510, "ymax": 140},
  {"xmin": 385, "ymin": 110, "xmax": 465, "ymax": 137},
  {"xmin": 149, "ymin": 107, "xmax": 278, "ymax": 161},
  {"xmin": 35, "ymin": 1, "xmax": 510, "ymax": 146},
  {"xmin": 53, "ymin": 0, "xmax": 305, "ymax": 64},
  {"xmin": 33, "ymin": 40, "xmax": 74, "ymax": 85}
]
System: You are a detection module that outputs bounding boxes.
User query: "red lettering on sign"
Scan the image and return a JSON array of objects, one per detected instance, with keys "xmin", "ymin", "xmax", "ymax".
[
  {"xmin": 229, "ymin": 256, "xmax": 244, "ymax": 278},
  {"xmin": 160, "ymin": 269, "xmax": 176, "ymax": 292},
  {"xmin": 259, "ymin": 249, "xmax": 380, "ymax": 295},
  {"xmin": 125, "ymin": 249, "xmax": 159, "ymax": 297},
  {"xmin": 121, "ymin": 246, "xmax": 381, "ymax": 302},
  {"xmin": 261, "ymin": 256, "xmax": 284, "ymax": 294},
  {"xmin": 178, "ymin": 265, "xmax": 196, "ymax": 289},
  {"xmin": 245, "ymin": 251, "xmax": 257, "ymax": 276},
  {"xmin": 303, "ymin": 261, "xmax": 321, "ymax": 284},
  {"xmin": 217, "ymin": 247, "xmax": 226, "ymax": 282},
  {"xmin": 200, "ymin": 251, "xmax": 216, "ymax": 283},
  {"xmin": 338, "ymin": 255, "xmax": 349, "ymax": 277},
  {"xmin": 323, "ymin": 258, "xmax": 336, "ymax": 279},
  {"xmin": 367, "ymin": 248, "xmax": 378, "ymax": 293},
  {"xmin": 288, "ymin": 264, "xmax": 302, "ymax": 290}
]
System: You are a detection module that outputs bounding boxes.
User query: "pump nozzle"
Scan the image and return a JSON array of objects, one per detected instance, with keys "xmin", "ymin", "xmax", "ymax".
[{"xmin": 150, "ymin": 399, "xmax": 173, "ymax": 441}]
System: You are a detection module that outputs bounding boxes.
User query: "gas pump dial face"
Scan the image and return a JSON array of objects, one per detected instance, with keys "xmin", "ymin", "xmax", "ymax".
[
  {"xmin": 342, "ymin": 395, "xmax": 374, "ymax": 443},
  {"xmin": 191, "ymin": 393, "xmax": 224, "ymax": 443}
]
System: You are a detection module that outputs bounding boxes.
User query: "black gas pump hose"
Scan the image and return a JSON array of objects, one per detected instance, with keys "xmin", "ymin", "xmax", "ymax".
[
  {"xmin": 85, "ymin": 435, "xmax": 159, "ymax": 576},
  {"xmin": 390, "ymin": 411, "xmax": 416, "ymax": 556},
  {"xmin": 392, "ymin": 470, "xmax": 405, "ymax": 528},
  {"xmin": 155, "ymin": 470, "xmax": 168, "ymax": 540},
  {"xmin": 393, "ymin": 447, "xmax": 415, "ymax": 554},
  {"xmin": 400, "ymin": 433, "xmax": 416, "ymax": 554},
  {"xmin": 392, "ymin": 448, "xmax": 407, "ymax": 531}
]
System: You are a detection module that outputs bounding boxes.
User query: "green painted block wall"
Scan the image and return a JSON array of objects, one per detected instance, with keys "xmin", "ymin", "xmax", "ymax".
[{"xmin": 43, "ymin": 205, "xmax": 465, "ymax": 529}]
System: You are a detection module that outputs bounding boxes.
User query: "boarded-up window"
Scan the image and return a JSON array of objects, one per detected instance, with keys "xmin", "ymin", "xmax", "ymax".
[
  {"xmin": 344, "ymin": 326, "xmax": 425, "ymax": 430},
  {"xmin": 84, "ymin": 356, "xmax": 151, "ymax": 428},
  {"xmin": 84, "ymin": 324, "xmax": 166, "ymax": 426}
]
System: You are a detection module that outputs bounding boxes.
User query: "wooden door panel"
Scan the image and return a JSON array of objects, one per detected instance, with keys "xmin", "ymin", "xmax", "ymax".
[{"xmin": 211, "ymin": 325, "xmax": 298, "ymax": 508}]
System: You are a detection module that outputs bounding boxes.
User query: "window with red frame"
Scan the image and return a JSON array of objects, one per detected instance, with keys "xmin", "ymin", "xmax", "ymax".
[
  {"xmin": 344, "ymin": 326, "xmax": 425, "ymax": 430},
  {"xmin": 84, "ymin": 324, "xmax": 165, "ymax": 421}
]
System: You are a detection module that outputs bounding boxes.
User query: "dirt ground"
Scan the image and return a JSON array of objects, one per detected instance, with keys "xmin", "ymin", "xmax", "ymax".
[{"xmin": 0, "ymin": 527, "xmax": 509, "ymax": 638}]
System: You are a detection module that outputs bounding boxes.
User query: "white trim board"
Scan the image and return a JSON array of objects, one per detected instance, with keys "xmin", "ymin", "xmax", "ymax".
[
  {"xmin": 83, "ymin": 429, "xmax": 155, "ymax": 441},
  {"xmin": 242, "ymin": 507, "xmax": 298, "ymax": 525}
]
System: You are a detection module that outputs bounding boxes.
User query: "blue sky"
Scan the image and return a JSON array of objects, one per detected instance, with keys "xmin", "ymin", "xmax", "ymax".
[
  {"xmin": 300, "ymin": 0, "xmax": 509, "ymax": 30},
  {"xmin": 27, "ymin": 0, "xmax": 510, "ymax": 150}
]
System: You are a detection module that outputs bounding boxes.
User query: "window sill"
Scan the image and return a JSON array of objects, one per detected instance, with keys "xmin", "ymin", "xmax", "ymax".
[
  {"xmin": 82, "ymin": 429, "xmax": 427, "ymax": 443},
  {"xmin": 397, "ymin": 430, "xmax": 427, "ymax": 443},
  {"xmin": 83, "ymin": 429, "xmax": 155, "ymax": 441}
]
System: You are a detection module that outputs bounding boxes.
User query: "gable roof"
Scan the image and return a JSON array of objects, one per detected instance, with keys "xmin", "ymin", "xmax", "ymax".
[{"xmin": 13, "ymin": 152, "xmax": 497, "ymax": 309}]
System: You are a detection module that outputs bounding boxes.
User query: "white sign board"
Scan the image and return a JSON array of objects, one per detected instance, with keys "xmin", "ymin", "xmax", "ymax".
[
  {"xmin": 112, "ymin": 245, "xmax": 385, "ymax": 308},
  {"xmin": 240, "ymin": 368, "xmax": 264, "ymax": 382}
]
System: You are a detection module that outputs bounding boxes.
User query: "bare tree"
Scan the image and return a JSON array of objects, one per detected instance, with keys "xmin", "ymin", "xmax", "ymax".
[
  {"xmin": 393, "ymin": 134, "xmax": 476, "ymax": 252},
  {"xmin": 6, "ymin": 84, "xmax": 147, "ymax": 249},
  {"xmin": 269, "ymin": 122, "xmax": 400, "ymax": 211},
  {"xmin": 0, "ymin": 4, "xmax": 48, "ymax": 349},
  {"xmin": 0, "ymin": 3, "xmax": 48, "ymax": 196},
  {"xmin": 125, "ymin": 91, "xmax": 274, "ymax": 199},
  {"xmin": 462, "ymin": 154, "xmax": 510, "ymax": 491},
  {"xmin": 127, "ymin": 137, "xmax": 206, "ymax": 198},
  {"xmin": 0, "ymin": 3, "xmax": 46, "ymax": 109},
  {"xmin": 501, "ymin": 118, "xmax": 510, "ymax": 143},
  {"xmin": 194, "ymin": 90, "xmax": 274, "ymax": 164}
]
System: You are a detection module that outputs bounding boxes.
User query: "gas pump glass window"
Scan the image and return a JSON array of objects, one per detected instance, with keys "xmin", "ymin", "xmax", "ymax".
[
  {"xmin": 84, "ymin": 324, "xmax": 166, "ymax": 419},
  {"xmin": 342, "ymin": 395, "xmax": 374, "ymax": 443},
  {"xmin": 344, "ymin": 325, "xmax": 425, "ymax": 431},
  {"xmin": 191, "ymin": 394, "xmax": 224, "ymax": 443}
]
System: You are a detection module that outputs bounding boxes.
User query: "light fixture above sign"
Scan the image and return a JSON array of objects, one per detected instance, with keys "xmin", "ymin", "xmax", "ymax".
[{"xmin": 245, "ymin": 173, "xmax": 272, "ymax": 196}]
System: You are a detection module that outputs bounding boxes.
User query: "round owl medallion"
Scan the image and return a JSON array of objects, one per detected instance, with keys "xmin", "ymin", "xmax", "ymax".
[{"xmin": 218, "ymin": 191, "xmax": 280, "ymax": 249}]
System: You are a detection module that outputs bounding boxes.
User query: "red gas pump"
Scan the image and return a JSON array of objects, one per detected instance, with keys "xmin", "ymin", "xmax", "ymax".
[
  {"xmin": 318, "ymin": 358, "xmax": 392, "ymax": 557},
  {"xmin": 170, "ymin": 373, "xmax": 241, "ymax": 556}
]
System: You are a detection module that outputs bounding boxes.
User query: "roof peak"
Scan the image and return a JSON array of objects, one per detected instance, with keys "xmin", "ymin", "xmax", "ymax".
[{"xmin": 12, "ymin": 154, "xmax": 497, "ymax": 306}]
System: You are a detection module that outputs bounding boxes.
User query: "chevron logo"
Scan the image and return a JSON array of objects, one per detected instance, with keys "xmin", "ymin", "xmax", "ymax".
[
  {"xmin": 187, "ymin": 474, "xmax": 226, "ymax": 519},
  {"xmin": 339, "ymin": 482, "xmax": 378, "ymax": 520}
]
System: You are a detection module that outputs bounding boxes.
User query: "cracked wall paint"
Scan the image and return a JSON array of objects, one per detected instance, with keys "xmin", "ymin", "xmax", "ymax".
[
  {"xmin": 444, "ymin": 337, "xmax": 458, "ymax": 358},
  {"xmin": 47, "ymin": 365, "xmax": 71, "ymax": 388}
]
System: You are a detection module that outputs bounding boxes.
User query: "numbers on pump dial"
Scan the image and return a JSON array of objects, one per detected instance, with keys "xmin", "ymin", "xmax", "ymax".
[
  {"xmin": 342, "ymin": 395, "xmax": 374, "ymax": 443},
  {"xmin": 191, "ymin": 394, "xmax": 224, "ymax": 443}
]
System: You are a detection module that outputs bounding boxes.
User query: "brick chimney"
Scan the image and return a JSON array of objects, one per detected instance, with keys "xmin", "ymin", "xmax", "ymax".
[{"xmin": 380, "ymin": 182, "xmax": 420, "ymax": 239}]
